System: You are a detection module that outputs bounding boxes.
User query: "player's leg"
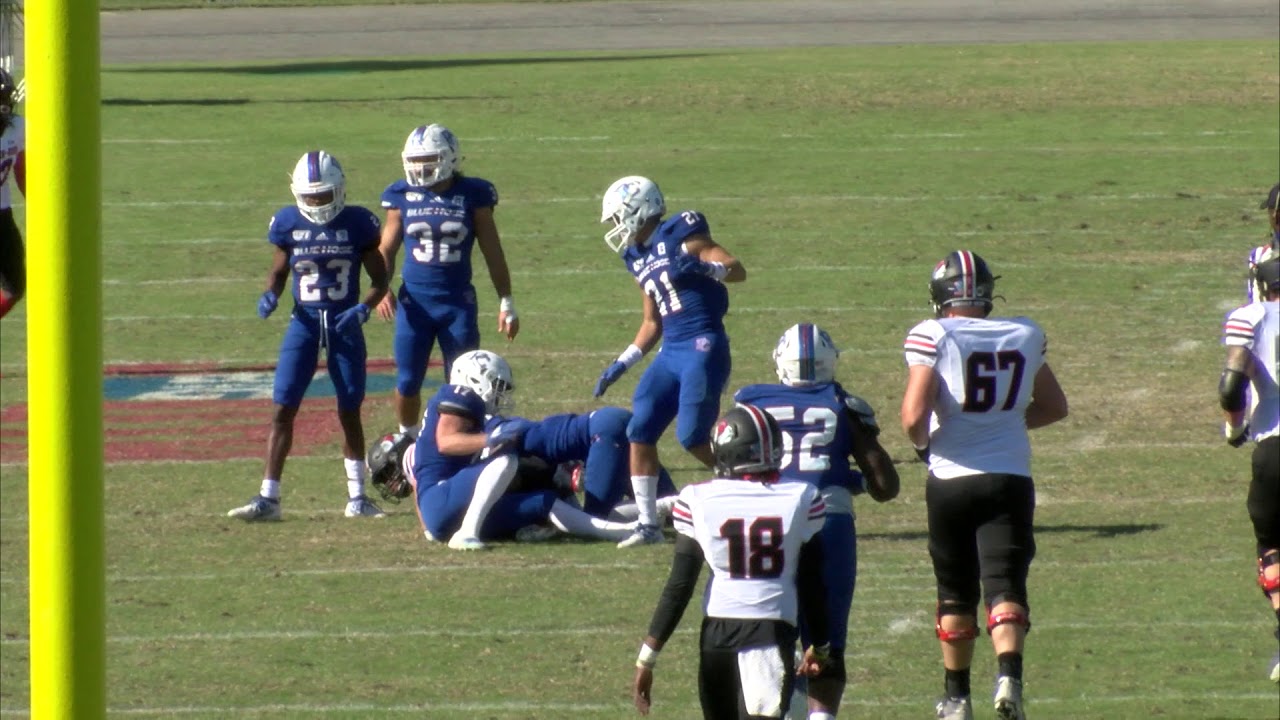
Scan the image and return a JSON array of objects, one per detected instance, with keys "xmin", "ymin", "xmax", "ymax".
[
  {"xmin": 435, "ymin": 291, "xmax": 481, "ymax": 383},
  {"xmin": 808, "ymin": 500, "xmax": 856, "ymax": 718},
  {"xmin": 392, "ymin": 286, "xmax": 437, "ymax": 437},
  {"xmin": 735, "ymin": 634, "xmax": 796, "ymax": 719},
  {"xmin": 329, "ymin": 327, "xmax": 384, "ymax": 518},
  {"xmin": 698, "ymin": 619, "xmax": 747, "ymax": 720},
  {"xmin": 546, "ymin": 498, "xmax": 636, "ymax": 541},
  {"xmin": 926, "ymin": 474, "xmax": 981, "ymax": 719},
  {"xmin": 977, "ymin": 474, "xmax": 1036, "ymax": 720},
  {"xmin": 0, "ymin": 209, "xmax": 24, "ymax": 319},
  {"xmin": 674, "ymin": 334, "xmax": 732, "ymax": 470},
  {"xmin": 449, "ymin": 453, "xmax": 519, "ymax": 550},
  {"xmin": 581, "ymin": 407, "xmax": 633, "ymax": 517},
  {"xmin": 1247, "ymin": 436, "xmax": 1280, "ymax": 681},
  {"xmin": 619, "ymin": 356, "xmax": 681, "ymax": 547},
  {"xmin": 229, "ymin": 314, "xmax": 318, "ymax": 521}
]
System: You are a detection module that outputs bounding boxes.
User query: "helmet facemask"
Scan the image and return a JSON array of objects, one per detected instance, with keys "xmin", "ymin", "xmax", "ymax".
[
  {"xmin": 402, "ymin": 124, "xmax": 461, "ymax": 188},
  {"xmin": 773, "ymin": 323, "xmax": 840, "ymax": 386},
  {"xmin": 601, "ymin": 176, "xmax": 665, "ymax": 254},
  {"xmin": 290, "ymin": 151, "xmax": 347, "ymax": 225}
]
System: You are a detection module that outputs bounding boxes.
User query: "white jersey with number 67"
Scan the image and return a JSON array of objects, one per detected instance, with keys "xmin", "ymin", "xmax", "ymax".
[
  {"xmin": 904, "ymin": 316, "xmax": 1047, "ymax": 480},
  {"xmin": 1223, "ymin": 301, "xmax": 1280, "ymax": 442}
]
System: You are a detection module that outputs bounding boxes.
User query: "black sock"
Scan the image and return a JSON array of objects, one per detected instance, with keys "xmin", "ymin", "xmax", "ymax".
[
  {"xmin": 997, "ymin": 652, "xmax": 1023, "ymax": 681},
  {"xmin": 945, "ymin": 668, "xmax": 971, "ymax": 698}
]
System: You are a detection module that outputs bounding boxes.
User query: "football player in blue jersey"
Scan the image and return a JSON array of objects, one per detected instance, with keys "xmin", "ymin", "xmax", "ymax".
[
  {"xmin": 401, "ymin": 350, "xmax": 636, "ymax": 549},
  {"xmin": 375, "ymin": 124, "xmax": 519, "ymax": 440},
  {"xmin": 734, "ymin": 323, "xmax": 900, "ymax": 720},
  {"xmin": 228, "ymin": 151, "xmax": 389, "ymax": 522},
  {"xmin": 593, "ymin": 175, "xmax": 746, "ymax": 549}
]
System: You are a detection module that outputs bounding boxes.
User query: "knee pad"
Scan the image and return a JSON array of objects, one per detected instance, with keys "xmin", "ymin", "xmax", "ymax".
[
  {"xmin": 1259, "ymin": 551, "xmax": 1280, "ymax": 594},
  {"xmin": 936, "ymin": 602, "xmax": 979, "ymax": 642},
  {"xmin": 986, "ymin": 608, "xmax": 1031, "ymax": 634}
]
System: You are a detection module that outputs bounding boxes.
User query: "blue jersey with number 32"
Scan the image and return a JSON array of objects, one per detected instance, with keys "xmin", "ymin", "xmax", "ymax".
[
  {"xmin": 734, "ymin": 382, "xmax": 864, "ymax": 494},
  {"xmin": 268, "ymin": 205, "xmax": 381, "ymax": 312},
  {"xmin": 381, "ymin": 176, "xmax": 498, "ymax": 295},
  {"xmin": 621, "ymin": 211, "xmax": 729, "ymax": 342}
]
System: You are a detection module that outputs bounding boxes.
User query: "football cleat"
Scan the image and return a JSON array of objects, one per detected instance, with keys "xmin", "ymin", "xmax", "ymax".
[
  {"xmin": 227, "ymin": 496, "xmax": 281, "ymax": 522},
  {"xmin": 1268, "ymin": 649, "xmax": 1279, "ymax": 683},
  {"xmin": 447, "ymin": 534, "xmax": 487, "ymax": 551},
  {"xmin": 515, "ymin": 525, "xmax": 560, "ymax": 543},
  {"xmin": 935, "ymin": 695, "xmax": 974, "ymax": 720},
  {"xmin": 993, "ymin": 677, "xmax": 1025, "ymax": 720},
  {"xmin": 616, "ymin": 523, "xmax": 664, "ymax": 549},
  {"xmin": 344, "ymin": 496, "xmax": 386, "ymax": 518}
]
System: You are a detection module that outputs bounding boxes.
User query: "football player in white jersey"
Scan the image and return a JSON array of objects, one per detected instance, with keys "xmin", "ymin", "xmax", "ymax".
[
  {"xmin": 900, "ymin": 250, "xmax": 1069, "ymax": 720},
  {"xmin": 1219, "ymin": 249, "xmax": 1280, "ymax": 682},
  {"xmin": 1246, "ymin": 184, "xmax": 1279, "ymax": 303},
  {"xmin": 631, "ymin": 404, "xmax": 831, "ymax": 720},
  {"xmin": 0, "ymin": 69, "xmax": 25, "ymax": 320}
]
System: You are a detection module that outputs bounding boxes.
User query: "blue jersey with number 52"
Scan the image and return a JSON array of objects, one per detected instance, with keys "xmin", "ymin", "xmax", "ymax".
[
  {"xmin": 381, "ymin": 176, "xmax": 498, "ymax": 295},
  {"xmin": 621, "ymin": 210, "xmax": 729, "ymax": 342},
  {"xmin": 734, "ymin": 382, "xmax": 865, "ymax": 494},
  {"xmin": 268, "ymin": 205, "xmax": 381, "ymax": 312}
]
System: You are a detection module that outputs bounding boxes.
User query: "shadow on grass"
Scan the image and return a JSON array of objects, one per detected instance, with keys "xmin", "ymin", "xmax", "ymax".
[
  {"xmin": 111, "ymin": 54, "xmax": 709, "ymax": 76},
  {"xmin": 861, "ymin": 523, "xmax": 1163, "ymax": 542}
]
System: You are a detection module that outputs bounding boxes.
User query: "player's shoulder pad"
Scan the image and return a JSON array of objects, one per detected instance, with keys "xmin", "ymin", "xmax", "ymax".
[
  {"xmin": 459, "ymin": 176, "xmax": 498, "ymax": 207},
  {"xmin": 842, "ymin": 393, "xmax": 880, "ymax": 434},
  {"xmin": 733, "ymin": 384, "xmax": 767, "ymax": 403},
  {"xmin": 664, "ymin": 210, "xmax": 710, "ymax": 243}
]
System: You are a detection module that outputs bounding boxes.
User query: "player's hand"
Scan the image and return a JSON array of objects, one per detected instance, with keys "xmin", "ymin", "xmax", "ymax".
[
  {"xmin": 334, "ymin": 303, "xmax": 371, "ymax": 338},
  {"xmin": 798, "ymin": 643, "xmax": 830, "ymax": 678},
  {"xmin": 375, "ymin": 293, "xmax": 397, "ymax": 321},
  {"xmin": 487, "ymin": 418, "xmax": 533, "ymax": 456},
  {"xmin": 499, "ymin": 310, "xmax": 520, "ymax": 341},
  {"xmin": 670, "ymin": 252, "xmax": 713, "ymax": 279},
  {"xmin": 257, "ymin": 290, "xmax": 278, "ymax": 319},
  {"xmin": 594, "ymin": 361, "xmax": 628, "ymax": 398},
  {"xmin": 632, "ymin": 665, "xmax": 654, "ymax": 716},
  {"xmin": 1225, "ymin": 421, "xmax": 1250, "ymax": 448}
]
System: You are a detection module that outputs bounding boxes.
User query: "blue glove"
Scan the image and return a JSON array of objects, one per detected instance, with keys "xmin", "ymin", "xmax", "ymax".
[
  {"xmin": 334, "ymin": 303, "xmax": 371, "ymax": 337},
  {"xmin": 670, "ymin": 252, "xmax": 725, "ymax": 280},
  {"xmin": 487, "ymin": 418, "xmax": 534, "ymax": 456},
  {"xmin": 257, "ymin": 290, "xmax": 278, "ymax": 319},
  {"xmin": 594, "ymin": 361, "xmax": 628, "ymax": 398}
]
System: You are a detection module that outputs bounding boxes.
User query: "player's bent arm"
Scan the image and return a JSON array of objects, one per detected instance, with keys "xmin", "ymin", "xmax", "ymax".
[
  {"xmin": 850, "ymin": 424, "xmax": 900, "ymax": 502},
  {"xmin": 643, "ymin": 534, "xmax": 704, "ymax": 653},
  {"xmin": 359, "ymin": 246, "xmax": 389, "ymax": 308},
  {"xmin": 434, "ymin": 410, "xmax": 489, "ymax": 457},
  {"xmin": 1025, "ymin": 362, "xmax": 1069, "ymax": 430},
  {"xmin": 474, "ymin": 207, "xmax": 513, "ymax": 298},
  {"xmin": 796, "ymin": 534, "xmax": 830, "ymax": 649},
  {"xmin": 264, "ymin": 246, "xmax": 290, "ymax": 297},
  {"xmin": 900, "ymin": 364, "xmax": 937, "ymax": 450},
  {"xmin": 683, "ymin": 236, "xmax": 746, "ymax": 282}
]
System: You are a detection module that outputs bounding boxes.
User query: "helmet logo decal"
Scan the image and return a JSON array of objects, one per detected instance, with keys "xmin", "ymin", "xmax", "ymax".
[{"xmin": 713, "ymin": 419, "xmax": 737, "ymax": 447}]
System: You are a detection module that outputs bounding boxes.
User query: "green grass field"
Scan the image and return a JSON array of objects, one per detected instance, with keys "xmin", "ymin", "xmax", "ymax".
[{"xmin": 1, "ymin": 37, "xmax": 1279, "ymax": 718}]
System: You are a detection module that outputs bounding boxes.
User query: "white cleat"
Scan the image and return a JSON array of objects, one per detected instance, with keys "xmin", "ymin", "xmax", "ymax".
[
  {"xmin": 616, "ymin": 523, "xmax": 664, "ymax": 549},
  {"xmin": 344, "ymin": 496, "xmax": 386, "ymax": 518},
  {"xmin": 447, "ymin": 534, "xmax": 487, "ymax": 551},
  {"xmin": 1268, "ymin": 649, "xmax": 1279, "ymax": 683},
  {"xmin": 935, "ymin": 695, "xmax": 973, "ymax": 720},
  {"xmin": 993, "ymin": 677, "xmax": 1025, "ymax": 720},
  {"xmin": 227, "ymin": 496, "xmax": 281, "ymax": 522}
]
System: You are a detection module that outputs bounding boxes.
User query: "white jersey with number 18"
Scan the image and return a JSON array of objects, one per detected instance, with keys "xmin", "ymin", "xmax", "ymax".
[{"xmin": 904, "ymin": 316, "xmax": 1047, "ymax": 480}]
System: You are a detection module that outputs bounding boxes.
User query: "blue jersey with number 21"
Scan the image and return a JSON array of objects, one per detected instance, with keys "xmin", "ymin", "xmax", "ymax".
[{"xmin": 621, "ymin": 211, "xmax": 729, "ymax": 342}]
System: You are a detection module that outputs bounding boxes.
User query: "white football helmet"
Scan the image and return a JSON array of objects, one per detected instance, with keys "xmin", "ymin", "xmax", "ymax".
[
  {"xmin": 289, "ymin": 150, "xmax": 346, "ymax": 225},
  {"xmin": 402, "ymin": 124, "xmax": 461, "ymax": 187},
  {"xmin": 600, "ymin": 175, "xmax": 665, "ymax": 254},
  {"xmin": 450, "ymin": 350, "xmax": 515, "ymax": 415},
  {"xmin": 773, "ymin": 323, "xmax": 840, "ymax": 386}
]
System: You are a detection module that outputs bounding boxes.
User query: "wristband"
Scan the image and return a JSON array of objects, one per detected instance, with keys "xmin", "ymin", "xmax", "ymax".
[
  {"xmin": 636, "ymin": 642, "xmax": 659, "ymax": 669},
  {"xmin": 705, "ymin": 261, "xmax": 729, "ymax": 282},
  {"xmin": 499, "ymin": 296, "xmax": 516, "ymax": 313},
  {"xmin": 617, "ymin": 344, "xmax": 645, "ymax": 369}
]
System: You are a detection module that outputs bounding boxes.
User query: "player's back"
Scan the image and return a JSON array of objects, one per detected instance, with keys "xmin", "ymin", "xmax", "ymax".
[
  {"xmin": 621, "ymin": 210, "xmax": 729, "ymax": 342},
  {"xmin": 906, "ymin": 315, "xmax": 1047, "ymax": 479},
  {"xmin": 412, "ymin": 384, "xmax": 487, "ymax": 484},
  {"xmin": 1224, "ymin": 300, "xmax": 1280, "ymax": 441},
  {"xmin": 733, "ymin": 382, "xmax": 861, "ymax": 493},
  {"xmin": 381, "ymin": 175, "xmax": 498, "ymax": 295},
  {"xmin": 673, "ymin": 478, "xmax": 825, "ymax": 625}
]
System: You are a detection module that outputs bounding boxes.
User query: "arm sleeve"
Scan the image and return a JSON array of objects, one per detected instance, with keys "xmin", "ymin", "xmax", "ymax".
[
  {"xmin": 796, "ymin": 533, "xmax": 829, "ymax": 648},
  {"xmin": 646, "ymin": 534, "xmax": 704, "ymax": 645}
]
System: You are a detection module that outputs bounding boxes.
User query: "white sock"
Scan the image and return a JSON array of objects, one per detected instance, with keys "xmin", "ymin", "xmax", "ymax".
[
  {"xmin": 399, "ymin": 422, "xmax": 422, "ymax": 439},
  {"xmin": 548, "ymin": 499, "xmax": 635, "ymax": 541},
  {"xmin": 345, "ymin": 457, "xmax": 365, "ymax": 499},
  {"xmin": 630, "ymin": 474, "xmax": 658, "ymax": 526},
  {"xmin": 260, "ymin": 479, "xmax": 280, "ymax": 500},
  {"xmin": 809, "ymin": 712, "xmax": 836, "ymax": 720},
  {"xmin": 454, "ymin": 455, "xmax": 517, "ymax": 539}
]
